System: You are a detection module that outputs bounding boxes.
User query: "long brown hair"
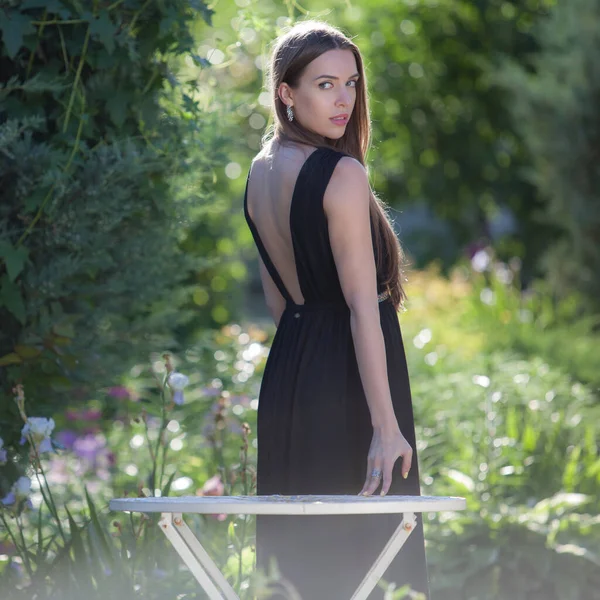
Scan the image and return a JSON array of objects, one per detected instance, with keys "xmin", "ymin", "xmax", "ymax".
[{"xmin": 262, "ymin": 20, "xmax": 408, "ymax": 311}]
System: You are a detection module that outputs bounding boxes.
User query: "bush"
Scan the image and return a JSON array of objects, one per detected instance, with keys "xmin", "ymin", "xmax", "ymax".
[
  {"xmin": 0, "ymin": 1, "xmax": 234, "ymax": 468},
  {"xmin": 401, "ymin": 264, "xmax": 600, "ymax": 599}
]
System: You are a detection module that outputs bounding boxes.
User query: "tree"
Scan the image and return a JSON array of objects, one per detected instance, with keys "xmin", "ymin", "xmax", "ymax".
[{"xmin": 494, "ymin": 0, "xmax": 600, "ymax": 311}]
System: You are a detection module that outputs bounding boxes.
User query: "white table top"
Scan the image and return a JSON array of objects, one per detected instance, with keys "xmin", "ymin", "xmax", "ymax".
[{"xmin": 109, "ymin": 494, "xmax": 466, "ymax": 515}]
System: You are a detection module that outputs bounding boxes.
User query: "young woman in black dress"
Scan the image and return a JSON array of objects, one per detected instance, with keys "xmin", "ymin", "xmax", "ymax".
[{"xmin": 243, "ymin": 19, "xmax": 430, "ymax": 599}]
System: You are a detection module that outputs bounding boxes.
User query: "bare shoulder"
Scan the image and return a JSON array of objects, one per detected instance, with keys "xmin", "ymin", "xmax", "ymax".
[
  {"xmin": 323, "ymin": 156, "xmax": 369, "ymax": 215},
  {"xmin": 250, "ymin": 148, "xmax": 268, "ymax": 171}
]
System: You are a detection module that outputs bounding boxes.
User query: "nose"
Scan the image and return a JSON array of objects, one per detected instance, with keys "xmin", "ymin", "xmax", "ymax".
[{"xmin": 336, "ymin": 87, "xmax": 352, "ymax": 107}]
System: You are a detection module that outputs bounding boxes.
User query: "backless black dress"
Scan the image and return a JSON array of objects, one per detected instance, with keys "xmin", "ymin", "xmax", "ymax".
[{"xmin": 243, "ymin": 146, "xmax": 430, "ymax": 599}]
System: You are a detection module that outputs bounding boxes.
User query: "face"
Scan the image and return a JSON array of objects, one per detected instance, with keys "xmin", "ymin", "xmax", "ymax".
[{"xmin": 279, "ymin": 48, "xmax": 359, "ymax": 139}]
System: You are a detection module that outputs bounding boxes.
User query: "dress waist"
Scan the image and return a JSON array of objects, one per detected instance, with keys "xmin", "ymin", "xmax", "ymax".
[{"xmin": 284, "ymin": 289, "xmax": 391, "ymax": 315}]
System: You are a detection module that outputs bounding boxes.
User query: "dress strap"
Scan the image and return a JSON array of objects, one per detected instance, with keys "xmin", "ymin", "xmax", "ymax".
[{"xmin": 243, "ymin": 170, "xmax": 294, "ymax": 303}]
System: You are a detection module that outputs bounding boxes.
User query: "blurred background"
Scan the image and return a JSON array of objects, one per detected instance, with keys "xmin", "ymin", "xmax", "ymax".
[{"xmin": 0, "ymin": 0, "xmax": 598, "ymax": 599}]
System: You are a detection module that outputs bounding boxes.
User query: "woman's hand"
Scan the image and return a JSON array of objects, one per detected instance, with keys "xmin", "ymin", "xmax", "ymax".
[{"xmin": 359, "ymin": 425, "xmax": 413, "ymax": 496}]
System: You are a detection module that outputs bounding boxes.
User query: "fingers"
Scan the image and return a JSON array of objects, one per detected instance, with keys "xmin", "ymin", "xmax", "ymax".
[
  {"xmin": 358, "ymin": 456, "xmax": 373, "ymax": 496},
  {"xmin": 363, "ymin": 448, "xmax": 414, "ymax": 497},
  {"xmin": 359, "ymin": 459, "xmax": 383, "ymax": 496},
  {"xmin": 380, "ymin": 460, "xmax": 393, "ymax": 496},
  {"xmin": 358, "ymin": 436, "xmax": 415, "ymax": 496},
  {"xmin": 401, "ymin": 447, "xmax": 413, "ymax": 480}
]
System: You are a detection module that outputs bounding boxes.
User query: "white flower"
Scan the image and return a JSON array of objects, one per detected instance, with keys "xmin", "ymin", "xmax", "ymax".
[
  {"xmin": 22, "ymin": 417, "xmax": 55, "ymax": 441},
  {"xmin": 471, "ymin": 249, "xmax": 491, "ymax": 273},
  {"xmin": 21, "ymin": 417, "xmax": 55, "ymax": 453},
  {"xmin": 2, "ymin": 476, "xmax": 31, "ymax": 506},
  {"xmin": 167, "ymin": 372, "xmax": 189, "ymax": 390},
  {"xmin": 167, "ymin": 372, "xmax": 190, "ymax": 406},
  {"xmin": 14, "ymin": 476, "xmax": 31, "ymax": 498}
]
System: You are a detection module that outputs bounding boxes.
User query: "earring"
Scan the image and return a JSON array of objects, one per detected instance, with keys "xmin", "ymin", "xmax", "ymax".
[{"xmin": 286, "ymin": 105, "xmax": 294, "ymax": 122}]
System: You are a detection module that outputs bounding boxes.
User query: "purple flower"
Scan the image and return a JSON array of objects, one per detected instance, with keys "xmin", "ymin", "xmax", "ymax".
[
  {"xmin": 167, "ymin": 372, "xmax": 189, "ymax": 406},
  {"xmin": 202, "ymin": 386, "xmax": 221, "ymax": 396},
  {"xmin": 66, "ymin": 408, "xmax": 103, "ymax": 421},
  {"xmin": 55, "ymin": 429, "xmax": 78, "ymax": 450},
  {"xmin": 72, "ymin": 433, "xmax": 106, "ymax": 465},
  {"xmin": 83, "ymin": 408, "xmax": 102, "ymax": 420},
  {"xmin": 1, "ymin": 492, "xmax": 15, "ymax": 506},
  {"xmin": 0, "ymin": 437, "xmax": 7, "ymax": 466},
  {"xmin": 107, "ymin": 386, "xmax": 131, "ymax": 399},
  {"xmin": 39, "ymin": 438, "xmax": 53, "ymax": 453}
]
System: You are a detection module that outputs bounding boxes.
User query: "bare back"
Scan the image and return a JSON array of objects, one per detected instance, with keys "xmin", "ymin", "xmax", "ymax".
[
  {"xmin": 244, "ymin": 140, "xmax": 391, "ymax": 314},
  {"xmin": 245, "ymin": 141, "xmax": 322, "ymax": 307}
]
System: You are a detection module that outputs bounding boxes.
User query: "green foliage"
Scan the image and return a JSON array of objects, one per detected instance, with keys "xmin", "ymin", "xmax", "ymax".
[
  {"xmin": 464, "ymin": 258, "xmax": 600, "ymax": 390},
  {"xmin": 0, "ymin": 346, "xmax": 268, "ymax": 599},
  {"xmin": 428, "ymin": 504, "xmax": 600, "ymax": 600},
  {"xmin": 401, "ymin": 266, "xmax": 600, "ymax": 599},
  {"xmin": 1, "ymin": 265, "xmax": 599, "ymax": 598},
  {"xmin": 1, "ymin": 2, "xmax": 599, "ymax": 598},
  {"xmin": 0, "ymin": 1, "xmax": 237, "ymax": 456},
  {"xmin": 179, "ymin": 0, "xmax": 600, "ymax": 311},
  {"xmin": 205, "ymin": 0, "xmax": 557, "ymax": 275},
  {"xmin": 332, "ymin": 0, "xmax": 556, "ymax": 274},
  {"xmin": 493, "ymin": 0, "xmax": 600, "ymax": 311}
]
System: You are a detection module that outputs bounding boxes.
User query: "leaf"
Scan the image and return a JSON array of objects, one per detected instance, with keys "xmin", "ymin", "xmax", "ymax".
[
  {"xmin": 36, "ymin": 503, "xmax": 44, "ymax": 563},
  {"xmin": 106, "ymin": 93, "xmax": 127, "ymax": 128},
  {"xmin": 445, "ymin": 468, "xmax": 475, "ymax": 492},
  {"xmin": 532, "ymin": 492, "xmax": 590, "ymax": 515},
  {"xmin": 162, "ymin": 471, "xmax": 177, "ymax": 497},
  {"xmin": 0, "ymin": 241, "xmax": 29, "ymax": 281},
  {"xmin": 83, "ymin": 486, "xmax": 116, "ymax": 569},
  {"xmin": 65, "ymin": 506, "xmax": 93, "ymax": 585},
  {"xmin": 89, "ymin": 12, "xmax": 117, "ymax": 54},
  {"xmin": 14, "ymin": 344, "xmax": 42, "ymax": 359},
  {"xmin": 0, "ymin": 274, "xmax": 26, "ymax": 324},
  {"xmin": 522, "ymin": 421, "xmax": 538, "ymax": 452},
  {"xmin": 51, "ymin": 322, "xmax": 75, "ymax": 338},
  {"xmin": 0, "ymin": 10, "xmax": 35, "ymax": 59},
  {"xmin": 0, "ymin": 353, "xmax": 22, "ymax": 366},
  {"xmin": 190, "ymin": 54, "xmax": 211, "ymax": 69},
  {"xmin": 24, "ymin": 188, "xmax": 48, "ymax": 214},
  {"xmin": 189, "ymin": 0, "xmax": 215, "ymax": 26}
]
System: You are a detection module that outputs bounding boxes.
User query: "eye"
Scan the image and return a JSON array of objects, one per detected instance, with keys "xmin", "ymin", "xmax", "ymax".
[{"xmin": 318, "ymin": 80, "xmax": 359, "ymax": 89}]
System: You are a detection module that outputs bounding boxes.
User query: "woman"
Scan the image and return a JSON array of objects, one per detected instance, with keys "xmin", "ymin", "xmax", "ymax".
[{"xmin": 243, "ymin": 20, "xmax": 430, "ymax": 599}]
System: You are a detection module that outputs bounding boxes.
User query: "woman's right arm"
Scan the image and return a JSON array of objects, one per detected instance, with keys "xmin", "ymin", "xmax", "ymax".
[{"xmin": 324, "ymin": 157, "xmax": 413, "ymax": 495}]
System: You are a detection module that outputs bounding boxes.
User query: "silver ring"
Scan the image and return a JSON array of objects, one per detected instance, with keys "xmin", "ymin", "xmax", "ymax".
[{"xmin": 371, "ymin": 469, "xmax": 382, "ymax": 479}]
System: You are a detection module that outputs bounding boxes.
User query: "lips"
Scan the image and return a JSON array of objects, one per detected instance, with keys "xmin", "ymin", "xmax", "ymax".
[{"xmin": 330, "ymin": 114, "xmax": 349, "ymax": 125}]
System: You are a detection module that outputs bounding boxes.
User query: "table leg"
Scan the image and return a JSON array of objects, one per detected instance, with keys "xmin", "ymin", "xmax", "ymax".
[
  {"xmin": 159, "ymin": 512, "xmax": 240, "ymax": 600},
  {"xmin": 350, "ymin": 512, "xmax": 418, "ymax": 600}
]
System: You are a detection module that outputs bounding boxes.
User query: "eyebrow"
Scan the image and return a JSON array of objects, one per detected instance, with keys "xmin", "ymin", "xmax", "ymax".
[{"xmin": 313, "ymin": 73, "xmax": 360, "ymax": 81}]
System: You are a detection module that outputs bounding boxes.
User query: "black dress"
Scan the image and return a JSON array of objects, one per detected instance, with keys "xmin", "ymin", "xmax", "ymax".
[{"xmin": 243, "ymin": 146, "xmax": 430, "ymax": 599}]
